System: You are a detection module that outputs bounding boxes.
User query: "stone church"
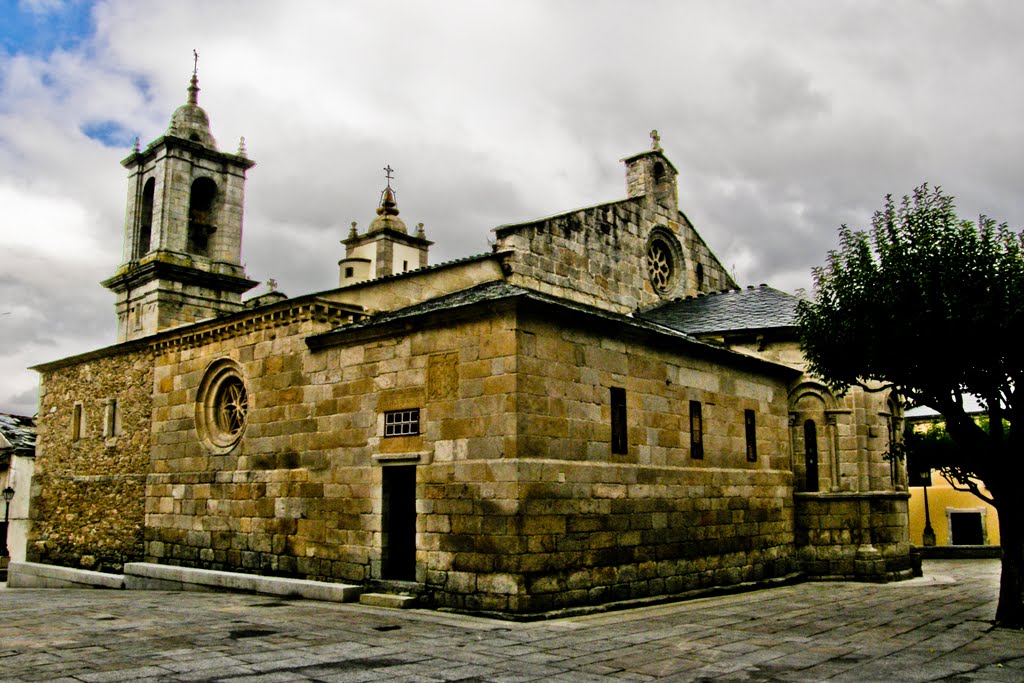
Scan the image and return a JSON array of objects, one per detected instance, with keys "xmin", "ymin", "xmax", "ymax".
[{"xmin": 21, "ymin": 72, "xmax": 912, "ymax": 614}]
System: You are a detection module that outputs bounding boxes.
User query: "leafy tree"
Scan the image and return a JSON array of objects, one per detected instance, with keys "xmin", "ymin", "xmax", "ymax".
[{"xmin": 797, "ymin": 184, "xmax": 1024, "ymax": 628}]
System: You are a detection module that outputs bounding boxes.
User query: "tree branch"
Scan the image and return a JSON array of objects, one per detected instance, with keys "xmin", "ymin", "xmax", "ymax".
[{"xmin": 940, "ymin": 469, "xmax": 995, "ymax": 505}]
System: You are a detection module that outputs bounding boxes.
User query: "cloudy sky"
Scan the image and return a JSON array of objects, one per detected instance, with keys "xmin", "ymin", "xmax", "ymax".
[{"xmin": 2, "ymin": 0, "xmax": 1023, "ymax": 416}]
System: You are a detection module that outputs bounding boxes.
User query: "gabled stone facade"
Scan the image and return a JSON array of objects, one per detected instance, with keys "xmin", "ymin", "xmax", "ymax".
[{"xmin": 23, "ymin": 84, "xmax": 911, "ymax": 615}]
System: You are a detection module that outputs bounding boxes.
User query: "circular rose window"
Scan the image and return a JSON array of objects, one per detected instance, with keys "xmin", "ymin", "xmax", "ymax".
[
  {"xmin": 646, "ymin": 229, "xmax": 683, "ymax": 296},
  {"xmin": 196, "ymin": 359, "xmax": 249, "ymax": 452}
]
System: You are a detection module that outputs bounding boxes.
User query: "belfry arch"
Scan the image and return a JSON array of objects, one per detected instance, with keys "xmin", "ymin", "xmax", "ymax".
[
  {"xmin": 187, "ymin": 177, "xmax": 218, "ymax": 256},
  {"xmin": 134, "ymin": 177, "xmax": 155, "ymax": 260}
]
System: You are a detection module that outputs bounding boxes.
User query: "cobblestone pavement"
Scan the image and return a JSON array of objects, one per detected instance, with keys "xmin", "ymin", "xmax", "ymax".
[{"xmin": 1, "ymin": 560, "xmax": 1021, "ymax": 682}]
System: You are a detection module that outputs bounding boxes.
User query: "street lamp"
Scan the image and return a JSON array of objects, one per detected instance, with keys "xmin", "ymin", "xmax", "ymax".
[{"xmin": 2, "ymin": 485, "xmax": 13, "ymax": 558}]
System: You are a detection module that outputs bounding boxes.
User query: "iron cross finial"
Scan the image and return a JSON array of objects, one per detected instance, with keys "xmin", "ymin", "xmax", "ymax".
[
  {"xmin": 384, "ymin": 164, "xmax": 394, "ymax": 187},
  {"xmin": 650, "ymin": 129, "xmax": 661, "ymax": 151},
  {"xmin": 193, "ymin": 49, "xmax": 199, "ymax": 76},
  {"xmin": 267, "ymin": 278, "xmax": 278, "ymax": 292}
]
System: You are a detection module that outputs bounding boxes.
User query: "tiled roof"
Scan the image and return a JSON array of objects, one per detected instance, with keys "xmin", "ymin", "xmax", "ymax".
[
  {"xmin": 0, "ymin": 413, "xmax": 36, "ymax": 459},
  {"xmin": 639, "ymin": 285, "xmax": 801, "ymax": 336}
]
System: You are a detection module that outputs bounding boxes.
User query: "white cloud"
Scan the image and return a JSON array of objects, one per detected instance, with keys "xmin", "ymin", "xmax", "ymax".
[{"xmin": 3, "ymin": 0, "xmax": 1024, "ymax": 412}]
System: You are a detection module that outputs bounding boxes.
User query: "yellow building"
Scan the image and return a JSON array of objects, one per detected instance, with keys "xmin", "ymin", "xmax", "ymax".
[{"xmin": 906, "ymin": 413, "xmax": 1000, "ymax": 548}]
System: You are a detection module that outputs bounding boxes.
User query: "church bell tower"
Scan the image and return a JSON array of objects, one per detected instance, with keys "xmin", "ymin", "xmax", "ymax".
[{"xmin": 102, "ymin": 62, "xmax": 257, "ymax": 342}]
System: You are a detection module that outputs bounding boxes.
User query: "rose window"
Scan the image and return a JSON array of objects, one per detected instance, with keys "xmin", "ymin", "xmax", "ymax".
[
  {"xmin": 196, "ymin": 359, "xmax": 249, "ymax": 452},
  {"xmin": 215, "ymin": 377, "xmax": 247, "ymax": 438},
  {"xmin": 647, "ymin": 239, "xmax": 674, "ymax": 293}
]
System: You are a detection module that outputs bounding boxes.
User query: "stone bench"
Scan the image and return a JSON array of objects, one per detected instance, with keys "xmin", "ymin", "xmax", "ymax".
[
  {"xmin": 7, "ymin": 561, "xmax": 362, "ymax": 603},
  {"xmin": 123, "ymin": 562, "xmax": 363, "ymax": 602}
]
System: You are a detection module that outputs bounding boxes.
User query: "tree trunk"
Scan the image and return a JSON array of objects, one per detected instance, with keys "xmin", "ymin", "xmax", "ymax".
[{"xmin": 995, "ymin": 497, "xmax": 1024, "ymax": 628}]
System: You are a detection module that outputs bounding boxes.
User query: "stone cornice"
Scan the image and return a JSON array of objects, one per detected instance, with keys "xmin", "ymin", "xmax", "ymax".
[
  {"xmin": 342, "ymin": 227, "xmax": 433, "ymax": 249},
  {"xmin": 121, "ymin": 135, "xmax": 255, "ymax": 171},
  {"xmin": 794, "ymin": 491, "xmax": 910, "ymax": 501},
  {"xmin": 151, "ymin": 299, "xmax": 364, "ymax": 352},
  {"xmin": 33, "ymin": 297, "xmax": 364, "ymax": 371},
  {"xmin": 102, "ymin": 257, "xmax": 258, "ymax": 295}
]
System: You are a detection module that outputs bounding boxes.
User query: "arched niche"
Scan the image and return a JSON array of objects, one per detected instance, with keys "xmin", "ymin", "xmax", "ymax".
[{"xmin": 788, "ymin": 381, "xmax": 837, "ymax": 493}]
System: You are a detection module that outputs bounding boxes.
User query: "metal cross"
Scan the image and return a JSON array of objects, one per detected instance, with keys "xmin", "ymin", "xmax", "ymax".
[
  {"xmin": 193, "ymin": 49, "xmax": 199, "ymax": 76},
  {"xmin": 383, "ymin": 164, "xmax": 394, "ymax": 186},
  {"xmin": 266, "ymin": 278, "xmax": 278, "ymax": 292}
]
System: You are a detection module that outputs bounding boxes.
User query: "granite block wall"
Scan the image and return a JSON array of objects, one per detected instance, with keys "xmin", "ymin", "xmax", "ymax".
[{"xmin": 29, "ymin": 348, "xmax": 153, "ymax": 572}]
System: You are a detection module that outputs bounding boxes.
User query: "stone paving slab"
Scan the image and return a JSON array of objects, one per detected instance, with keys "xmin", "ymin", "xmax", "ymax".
[{"xmin": 1, "ymin": 560, "xmax": 1021, "ymax": 682}]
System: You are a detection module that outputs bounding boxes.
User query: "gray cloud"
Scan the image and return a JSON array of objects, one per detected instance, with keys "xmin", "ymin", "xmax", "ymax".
[{"xmin": 4, "ymin": 0, "xmax": 1024, "ymax": 413}]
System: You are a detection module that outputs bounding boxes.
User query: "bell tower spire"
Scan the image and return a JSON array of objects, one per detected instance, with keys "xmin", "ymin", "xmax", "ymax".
[{"xmin": 102, "ymin": 59, "xmax": 257, "ymax": 342}]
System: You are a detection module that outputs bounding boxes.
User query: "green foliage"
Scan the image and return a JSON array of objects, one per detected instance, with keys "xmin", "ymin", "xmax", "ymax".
[
  {"xmin": 798, "ymin": 184, "xmax": 1024, "ymax": 494},
  {"xmin": 902, "ymin": 417, "xmax": 998, "ymax": 503},
  {"xmin": 798, "ymin": 184, "xmax": 1024, "ymax": 421}
]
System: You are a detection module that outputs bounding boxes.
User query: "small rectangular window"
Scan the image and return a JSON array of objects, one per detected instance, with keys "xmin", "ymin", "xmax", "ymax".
[
  {"xmin": 72, "ymin": 403, "xmax": 83, "ymax": 441},
  {"xmin": 610, "ymin": 387, "xmax": 627, "ymax": 454},
  {"xmin": 344, "ymin": 267, "xmax": 354, "ymax": 278},
  {"xmin": 385, "ymin": 409, "xmax": 420, "ymax": 437},
  {"xmin": 103, "ymin": 398, "xmax": 121, "ymax": 438},
  {"xmin": 403, "ymin": 260, "xmax": 408, "ymax": 272},
  {"xmin": 745, "ymin": 409, "xmax": 757, "ymax": 462},
  {"xmin": 690, "ymin": 400, "xmax": 703, "ymax": 459}
]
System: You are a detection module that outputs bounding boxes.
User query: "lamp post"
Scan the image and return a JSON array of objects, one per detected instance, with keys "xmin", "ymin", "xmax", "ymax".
[
  {"xmin": 2, "ymin": 485, "xmax": 13, "ymax": 558},
  {"xmin": 921, "ymin": 479, "xmax": 936, "ymax": 546}
]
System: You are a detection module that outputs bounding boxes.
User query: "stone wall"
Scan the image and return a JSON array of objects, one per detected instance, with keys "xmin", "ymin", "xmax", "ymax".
[
  {"xmin": 412, "ymin": 303, "xmax": 798, "ymax": 613},
  {"xmin": 495, "ymin": 197, "xmax": 733, "ymax": 316},
  {"xmin": 29, "ymin": 347, "xmax": 153, "ymax": 572},
  {"xmin": 446, "ymin": 309, "xmax": 795, "ymax": 613},
  {"xmin": 139, "ymin": 295, "xmax": 800, "ymax": 614},
  {"xmin": 794, "ymin": 492, "xmax": 912, "ymax": 579},
  {"xmin": 146, "ymin": 303, "xmax": 518, "ymax": 587}
]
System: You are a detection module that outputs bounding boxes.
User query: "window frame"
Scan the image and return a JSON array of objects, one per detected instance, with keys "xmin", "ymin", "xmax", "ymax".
[
  {"xmin": 384, "ymin": 408, "xmax": 421, "ymax": 438},
  {"xmin": 71, "ymin": 402, "xmax": 83, "ymax": 442},
  {"xmin": 610, "ymin": 387, "xmax": 627, "ymax": 455},
  {"xmin": 744, "ymin": 409, "xmax": 757, "ymax": 462},
  {"xmin": 689, "ymin": 400, "xmax": 703, "ymax": 459}
]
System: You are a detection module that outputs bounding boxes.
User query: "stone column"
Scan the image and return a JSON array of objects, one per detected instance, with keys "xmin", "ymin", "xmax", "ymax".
[
  {"xmin": 788, "ymin": 413, "xmax": 799, "ymax": 487},
  {"xmin": 826, "ymin": 413, "xmax": 841, "ymax": 492}
]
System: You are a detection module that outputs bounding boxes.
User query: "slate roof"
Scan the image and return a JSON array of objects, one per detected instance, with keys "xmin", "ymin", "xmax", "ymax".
[
  {"xmin": 310, "ymin": 280, "xmax": 711, "ymax": 348},
  {"xmin": 639, "ymin": 285, "xmax": 801, "ymax": 336},
  {"xmin": 0, "ymin": 413, "xmax": 36, "ymax": 463},
  {"xmin": 331, "ymin": 281, "xmax": 536, "ymax": 331}
]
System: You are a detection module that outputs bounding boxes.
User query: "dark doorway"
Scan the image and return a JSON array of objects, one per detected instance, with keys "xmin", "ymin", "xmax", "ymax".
[
  {"xmin": 804, "ymin": 420, "xmax": 819, "ymax": 492},
  {"xmin": 949, "ymin": 511, "xmax": 984, "ymax": 545},
  {"xmin": 382, "ymin": 466, "xmax": 416, "ymax": 580}
]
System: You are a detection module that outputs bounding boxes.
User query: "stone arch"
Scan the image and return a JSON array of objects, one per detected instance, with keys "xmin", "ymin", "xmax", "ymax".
[
  {"xmin": 788, "ymin": 380, "xmax": 838, "ymax": 492},
  {"xmin": 134, "ymin": 177, "xmax": 155, "ymax": 260}
]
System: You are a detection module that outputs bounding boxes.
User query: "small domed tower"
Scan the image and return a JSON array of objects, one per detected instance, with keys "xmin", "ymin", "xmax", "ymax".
[
  {"xmin": 102, "ymin": 62, "xmax": 257, "ymax": 342},
  {"xmin": 338, "ymin": 167, "xmax": 432, "ymax": 285}
]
